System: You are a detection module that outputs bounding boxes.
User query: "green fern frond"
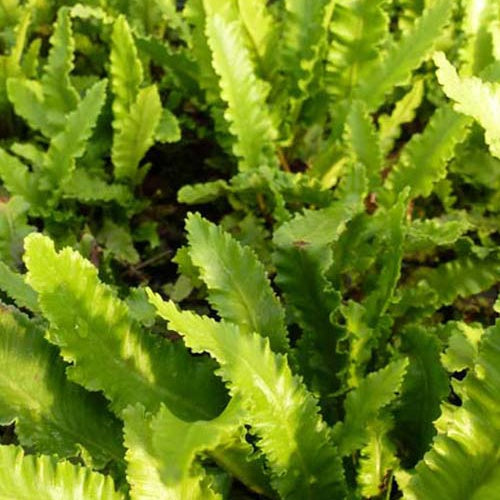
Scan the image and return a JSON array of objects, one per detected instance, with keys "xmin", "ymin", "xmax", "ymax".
[
  {"xmin": 110, "ymin": 15, "xmax": 143, "ymax": 122},
  {"xmin": 405, "ymin": 213, "xmax": 472, "ymax": 253},
  {"xmin": 345, "ymin": 100, "xmax": 382, "ymax": 190},
  {"xmin": 403, "ymin": 321, "xmax": 500, "ymax": 498},
  {"xmin": 0, "ymin": 261, "xmax": 38, "ymax": 311},
  {"xmin": 112, "ymin": 85, "xmax": 163, "ymax": 183},
  {"xmin": 0, "ymin": 306, "xmax": 123, "ymax": 467},
  {"xmin": 40, "ymin": 7, "xmax": 79, "ymax": 128},
  {"xmin": 203, "ymin": 2, "xmax": 278, "ymax": 171},
  {"xmin": 356, "ymin": 0, "xmax": 453, "ymax": 111},
  {"xmin": 185, "ymin": 212, "xmax": 289, "ymax": 353},
  {"xmin": 0, "ymin": 445, "xmax": 123, "ymax": 499},
  {"xmin": 23, "ymin": 233, "xmax": 227, "ymax": 420},
  {"xmin": 123, "ymin": 398, "xmax": 265, "ymax": 499},
  {"xmin": 382, "ymin": 105, "xmax": 471, "ymax": 203},
  {"xmin": 392, "ymin": 327, "xmax": 449, "ymax": 467},
  {"xmin": 378, "ymin": 79, "xmax": 424, "ymax": 155},
  {"xmin": 434, "ymin": 52, "xmax": 500, "ymax": 159},
  {"xmin": 272, "ymin": 169, "xmax": 365, "ymax": 410},
  {"xmin": 327, "ymin": 0, "xmax": 390, "ymax": 101},
  {"xmin": 331, "ymin": 358, "xmax": 408, "ymax": 456},
  {"xmin": 148, "ymin": 296, "xmax": 347, "ymax": 500},
  {"xmin": 43, "ymin": 79, "xmax": 107, "ymax": 188}
]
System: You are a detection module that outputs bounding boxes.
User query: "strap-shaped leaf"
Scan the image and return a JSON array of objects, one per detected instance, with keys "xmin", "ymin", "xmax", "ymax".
[
  {"xmin": 6, "ymin": 79, "xmax": 49, "ymax": 136},
  {"xmin": 112, "ymin": 85, "xmax": 163, "ymax": 182},
  {"xmin": 0, "ymin": 149, "xmax": 40, "ymax": 205},
  {"xmin": 396, "ymin": 255, "xmax": 500, "ymax": 315},
  {"xmin": 123, "ymin": 399, "xmax": 267, "ymax": 500},
  {"xmin": 40, "ymin": 7, "xmax": 79, "ymax": 126},
  {"xmin": 0, "ymin": 307, "xmax": 123, "ymax": 468},
  {"xmin": 0, "ymin": 445, "xmax": 123, "ymax": 500},
  {"xmin": 280, "ymin": 0, "xmax": 333, "ymax": 99},
  {"xmin": 0, "ymin": 196, "xmax": 33, "ymax": 268},
  {"xmin": 331, "ymin": 358, "xmax": 408, "ymax": 456},
  {"xmin": 392, "ymin": 327, "xmax": 449, "ymax": 467},
  {"xmin": 378, "ymin": 79, "xmax": 424, "ymax": 155},
  {"xmin": 203, "ymin": 3, "xmax": 278, "ymax": 171},
  {"xmin": 237, "ymin": 0, "xmax": 274, "ymax": 73},
  {"xmin": 404, "ymin": 321, "xmax": 500, "ymax": 499},
  {"xmin": 405, "ymin": 213, "xmax": 472, "ymax": 253},
  {"xmin": 44, "ymin": 79, "xmax": 107, "ymax": 188},
  {"xmin": 110, "ymin": 15, "xmax": 143, "ymax": 122},
  {"xmin": 345, "ymin": 100, "xmax": 382, "ymax": 190},
  {"xmin": 356, "ymin": 0, "xmax": 452, "ymax": 111},
  {"xmin": 460, "ymin": 0, "xmax": 498, "ymax": 74},
  {"xmin": 272, "ymin": 167, "xmax": 365, "ymax": 413},
  {"xmin": 382, "ymin": 105, "xmax": 471, "ymax": 202},
  {"xmin": 327, "ymin": 0, "xmax": 390, "ymax": 101},
  {"xmin": 23, "ymin": 233, "xmax": 227, "ymax": 421},
  {"xmin": 148, "ymin": 296, "xmax": 347, "ymax": 500},
  {"xmin": 0, "ymin": 262, "xmax": 38, "ymax": 311},
  {"xmin": 186, "ymin": 212, "xmax": 288, "ymax": 353},
  {"xmin": 434, "ymin": 52, "xmax": 500, "ymax": 159}
]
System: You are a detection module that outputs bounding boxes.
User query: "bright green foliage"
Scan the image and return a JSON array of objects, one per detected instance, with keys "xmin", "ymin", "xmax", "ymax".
[
  {"xmin": 110, "ymin": 15, "xmax": 143, "ymax": 123},
  {"xmin": 40, "ymin": 7, "xmax": 79, "ymax": 124},
  {"xmin": 43, "ymin": 79, "xmax": 107, "ymax": 187},
  {"xmin": 383, "ymin": 105, "xmax": 471, "ymax": 201},
  {"xmin": 0, "ymin": 445, "xmax": 123, "ymax": 500},
  {"xmin": 0, "ymin": 307, "xmax": 123, "ymax": 468},
  {"xmin": 345, "ymin": 101, "xmax": 382, "ymax": 190},
  {"xmin": 405, "ymin": 214, "xmax": 472, "ymax": 253},
  {"xmin": 149, "ymin": 295, "xmax": 347, "ymax": 499},
  {"xmin": 123, "ymin": 399, "xmax": 250, "ymax": 499},
  {"xmin": 23, "ymin": 233, "xmax": 227, "ymax": 420},
  {"xmin": 327, "ymin": 0, "xmax": 390, "ymax": 101},
  {"xmin": 0, "ymin": 196, "xmax": 33, "ymax": 268},
  {"xmin": 332, "ymin": 358, "xmax": 408, "ymax": 456},
  {"xmin": 185, "ymin": 212, "xmax": 288, "ymax": 353},
  {"xmin": 272, "ymin": 167, "xmax": 365, "ymax": 411},
  {"xmin": 280, "ymin": 0, "xmax": 333, "ymax": 103},
  {"xmin": 434, "ymin": 52, "xmax": 500, "ymax": 159},
  {"xmin": 356, "ymin": 0, "xmax": 453, "ymax": 111},
  {"xmin": 203, "ymin": 1, "xmax": 278, "ymax": 171},
  {"xmin": 112, "ymin": 85, "xmax": 163, "ymax": 182},
  {"xmin": 378, "ymin": 79, "xmax": 424, "ymax": 155},
  {"xmin": 393, "ymin": 327, "xmax": 449, "ymax": 467},
  {"xmin": 0, "ymin": 2, "xmax": 500, "ymax": 498},
  {"xmin": 0, "ymin": 261, "xmax": 38, "ymax": 311},
  {"xmin": 403, "ymin": 321, "xmax": 500, "ymax": 499}
]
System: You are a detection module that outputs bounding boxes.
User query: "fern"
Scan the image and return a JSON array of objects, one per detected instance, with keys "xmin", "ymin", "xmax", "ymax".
[
  {"xmin": 0, "ymin": 445, "xmax": 123, "ymax": 499},
  {"xmin": 403, "ymin": 321, "xmax": 500, "ymax": 499},
  {"xmin": 378, "ymin": 79, "xmax": 424, "ymax": 155},
  {"xmin": 356, "ymin": 0, "xmax": 453, "ymax": 111},
  {"xmin": 382, "ymin": 105, "xmax": 471, "ymax": 202},
  {"xmin": 344, "ymin": 100, "xmax": 382, "ymax": 190},
  {"xmin": 43, "ymin": 79, "xmax": 107, "ymax": 188},
  {"xmin": 185, "ymin": 212, "xmax": 289, "ymax": 353},
  {"xmin": 123, "ymin": 398, "xmax": 270, "ymax": 499},
  {"xmin": 327, "ymin": 0, "xmax": 390, "ymax": 101},
  {"xmin": 203, "ymin": 1, "xmax": 278, "ymax": 171},
  {"xmin": 40, "ymin": 7, "xmax": 79, "ymax": 126},
  {"xmin": 0, "ymin": 261, "xmax": 38, "ymax": 311},
  {"xmin": 148, "ymin": 295, "xmax": 347, "ymax": 499},
  {"xmin": 434, "ymin": 51, "xmax": 500, "ymax": 159},
  {"xmin": 0, "ymin": 306, "xmax": 123, "ymax": 468},
  {"xmin": 23, "ymin": 233, "xmax": 227, "ymax": 420},
  {"xmin": 111, "ymin": 85, "xmax": 163, "ymax": 182},
  {"xmin": 331, "ymin": 358, "xmax": 408, "ymax": 456},
  {"xmin": 392, "ymin": 327, "xmax": 449, "ymax": 467}
]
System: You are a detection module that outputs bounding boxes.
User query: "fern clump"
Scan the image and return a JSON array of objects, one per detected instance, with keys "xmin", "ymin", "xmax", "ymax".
[{"xmin": 0, "ymin": 1, "xmax": 500, "ymax": 498}]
